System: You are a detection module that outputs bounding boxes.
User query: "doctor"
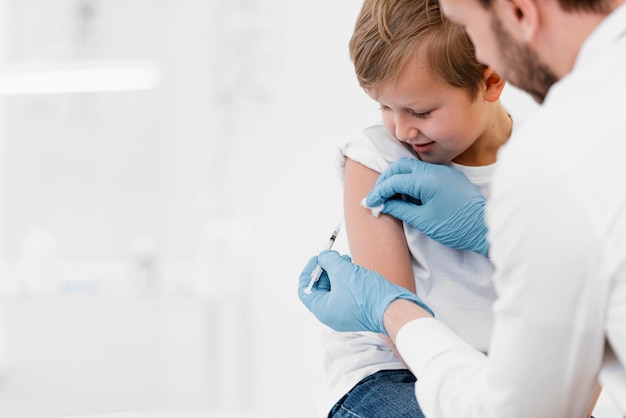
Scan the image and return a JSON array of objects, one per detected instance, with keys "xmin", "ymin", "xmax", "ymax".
[{"xmin": 298, "ymin": 0, "xmax": 626, "ymax": 417}]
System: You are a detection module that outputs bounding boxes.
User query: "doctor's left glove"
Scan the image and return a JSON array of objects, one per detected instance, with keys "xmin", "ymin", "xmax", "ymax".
[
  {"xmin": 297, "ymin": 250, "xmax": 433, "ymax": 336},
  {"xmin": 366, "ymin": 158, "xmax": 490, "ymax": 257}
]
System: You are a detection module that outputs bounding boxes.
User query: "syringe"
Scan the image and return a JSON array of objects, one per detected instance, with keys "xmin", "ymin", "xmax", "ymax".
[{"xmin": 304, "ymin": 221, "xmax": 342, "ymax": 295}]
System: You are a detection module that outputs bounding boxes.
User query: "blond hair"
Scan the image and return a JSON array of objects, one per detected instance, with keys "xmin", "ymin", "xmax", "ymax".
[{"xmin": 349, "ymin": 0, "xmax": 486, "ymax": 98}]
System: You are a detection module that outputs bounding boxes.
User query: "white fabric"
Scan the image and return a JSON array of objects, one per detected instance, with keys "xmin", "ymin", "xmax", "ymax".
[
  {"xmin": 397, "ymin": 4, "xmax": 626, "ymax": 417},
  {"xmin": 319, "ymin": 124, "xmax": 497, "ymax": 415}
]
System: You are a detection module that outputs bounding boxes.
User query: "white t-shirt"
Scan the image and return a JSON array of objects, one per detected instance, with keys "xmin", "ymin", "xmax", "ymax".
[{"xmin": 319, "ymin": 123, "xmax": 497, "ymax": 415}]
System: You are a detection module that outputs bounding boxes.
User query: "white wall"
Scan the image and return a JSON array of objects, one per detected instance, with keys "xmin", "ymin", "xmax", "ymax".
[{"xmin": 0, "ymin": 0, "xmax": 377, "ymax": 416}]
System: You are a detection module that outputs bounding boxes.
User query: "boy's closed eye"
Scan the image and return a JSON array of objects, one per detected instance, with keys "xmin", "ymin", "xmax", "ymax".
[
  {"xmin": 408, "ymin": 109, "xmax": 431, "ymax": 119},
  {"xmin": 379, "ymin": 104, "xmax": 432, "ymax": 119}
]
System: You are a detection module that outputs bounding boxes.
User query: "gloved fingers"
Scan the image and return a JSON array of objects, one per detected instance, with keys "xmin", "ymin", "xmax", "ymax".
[
  {"xmin": 300, "ymin": 255, "xmax": 319, "ymax": 278},
  {"xmin": 298, "ymin": 255, "xmax": 320, "ymax": 298},
  {"xmin": 369, "ymin": 160, "xmax": 406, "ymax": 193},
  {"xmin": 315, "ymin": 269, "xmax": 331, "ymax": 291},
  {"xmin": 366, "ymin": 158, "xmax": 425, "ymax": 207},
  {"xmin": 378, "ymin": 199, "xmax": 425, "ymax": 225},
  {"xmin": 298, "ymin": 268, "xmax": 332, "ymax": 316},
  {"xmin": 376, "ymin": 158, "xmax": 424, "ymax": 182},
  {"xmin": 317, "ymin": 250, "xmax": 350, "ymax": 273},
  {"xmin": 299, "ymin": 285, "xmax": 329, "ymax": 316},
  {"xmin": 365, "ymin": 173, "xmax": 423, "ymax": 208},
  {"xmin": 300, "ymin": 251, "xmax": 353, "ymax": 299},
  {"xmin": 319, "ymin": 249, "xmax": 352, "ymax": 262},
  {"xmin": 318, "ymin": 250, "xmax": 365, "ymax": 293},
  {"xmin": 320, "ymin": 251, "xmax": 386, "ymax": 287}
]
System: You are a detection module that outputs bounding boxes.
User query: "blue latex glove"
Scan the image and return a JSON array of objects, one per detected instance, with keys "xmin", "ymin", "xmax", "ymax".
[
  {"xmin": 298, "ymin": 250, "xmax": 433, "ymax": 336},
  {"xmin": 366, "ymin": 158, "xmax": 489, "ymax": 257}
]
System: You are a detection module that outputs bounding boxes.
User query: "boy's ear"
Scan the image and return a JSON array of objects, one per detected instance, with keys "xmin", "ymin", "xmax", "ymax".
[{"xmin": 483, "ymin": 66, "xmax": 506, "ymax": 102}]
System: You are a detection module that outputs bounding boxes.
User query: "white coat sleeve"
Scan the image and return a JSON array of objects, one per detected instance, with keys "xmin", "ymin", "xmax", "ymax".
[{"xmin": 395, "ymin": 148, "xmax": 606, "ymax": 418}]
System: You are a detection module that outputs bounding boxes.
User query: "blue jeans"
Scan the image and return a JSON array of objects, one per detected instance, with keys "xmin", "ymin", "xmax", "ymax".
[{"xmin": 329, "ymin": 369, "xmax": 425, "ymax": 418}]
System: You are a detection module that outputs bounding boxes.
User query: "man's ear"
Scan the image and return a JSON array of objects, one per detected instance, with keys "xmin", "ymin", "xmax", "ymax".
[
  {"xmin": 500, "ymin": 0, "xmax": 540, "ymax": 42},
  {"xmin": 483, "ymin": 66, "xmax": 506, "ymax": 102}
]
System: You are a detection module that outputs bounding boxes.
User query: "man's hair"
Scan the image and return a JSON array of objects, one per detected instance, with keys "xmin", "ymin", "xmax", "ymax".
[
  {"xmin": 477, "ymin": 0, "xmax": 611, "ymax": 13},
  {"xmin": 349, "ymin": 0, "xmax": 486, "ymax": 99}
]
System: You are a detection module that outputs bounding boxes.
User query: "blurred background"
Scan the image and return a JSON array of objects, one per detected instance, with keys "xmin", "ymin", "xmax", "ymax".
[
  {"xmin": 3, "ymin": 1, "xmax": 613, "ymax": 418},
  {"xmin": 0, "ymin": 1, "xmax": 379, "ymax": 416}
]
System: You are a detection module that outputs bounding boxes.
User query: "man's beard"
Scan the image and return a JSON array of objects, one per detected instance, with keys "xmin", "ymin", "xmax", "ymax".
[{"xmin": 491, "ymin": 15, "xmax": 558, "ymax": 104}]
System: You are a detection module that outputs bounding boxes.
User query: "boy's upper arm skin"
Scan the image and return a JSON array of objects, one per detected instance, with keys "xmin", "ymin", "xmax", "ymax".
[{"xmin": 343, "ymin": 158, "xmax": 416, "ymax": 293}]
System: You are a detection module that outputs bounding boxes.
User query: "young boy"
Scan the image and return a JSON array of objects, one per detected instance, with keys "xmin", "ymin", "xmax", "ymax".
[
  {"xmin": 321, "ymin": 0, "xmax": 511, "ymax": 416},
  {"xmin": 320, "ymin": 0, "xmax": 604, "ymax": 416}
]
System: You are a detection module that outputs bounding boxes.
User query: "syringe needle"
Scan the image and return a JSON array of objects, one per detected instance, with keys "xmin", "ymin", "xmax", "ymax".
[{"xmin": 304, "ymin": 221, "xmax": 342, "ymax": 295}]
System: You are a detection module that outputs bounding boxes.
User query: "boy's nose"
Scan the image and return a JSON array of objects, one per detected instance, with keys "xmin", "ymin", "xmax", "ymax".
[{"xmin": 395, "ymin": 118, "xmax": 419, "ymax": 142}]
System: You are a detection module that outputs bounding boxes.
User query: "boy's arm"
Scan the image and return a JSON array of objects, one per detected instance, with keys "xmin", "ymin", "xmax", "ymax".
[
  {"xmin": 343, "ymin": 158, "xmax": 416, "ymax": 293},
  {"xmin": 344, "ymin": 157, "xmax": 417, "ymax": 361}
]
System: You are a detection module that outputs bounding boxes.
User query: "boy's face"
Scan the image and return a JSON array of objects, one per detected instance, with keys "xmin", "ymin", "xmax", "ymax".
[{"xmin": 371, "ymin": 50, "xmax": 490, "ymax": 165}]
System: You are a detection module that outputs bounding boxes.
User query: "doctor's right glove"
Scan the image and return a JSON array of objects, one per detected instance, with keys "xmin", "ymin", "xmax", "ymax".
[
  {"xmin": 365, "ymin": 158, "xmax": 490, "ymax": 257},
  {"xmin": 297, "ymin": 250, "xmax": 433, "ymax": 336}
]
